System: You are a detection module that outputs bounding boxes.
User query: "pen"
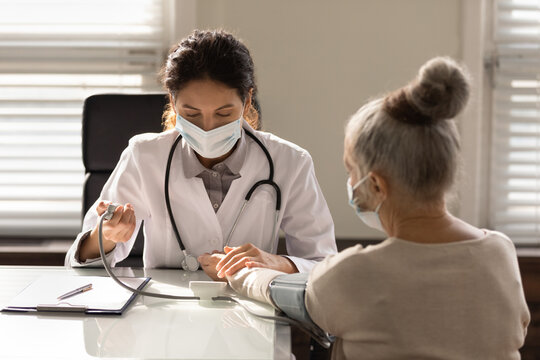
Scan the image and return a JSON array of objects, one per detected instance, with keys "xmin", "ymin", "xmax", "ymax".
[{"xmin": 57, "ymin": 283, "xmax": 93, "ymax": 300}]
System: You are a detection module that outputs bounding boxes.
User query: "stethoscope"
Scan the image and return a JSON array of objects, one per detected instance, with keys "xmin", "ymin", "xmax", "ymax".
[
  {"xmin": 97, "ymin": 204, "xmax": 332, "ymax": 348},
  {"xmin": 96, "ymin": 129, "xmax": 331, "ymax": 348},
  {"xmin": 164, "ymin": 127, "xmax": 282, "ymax": 271}
]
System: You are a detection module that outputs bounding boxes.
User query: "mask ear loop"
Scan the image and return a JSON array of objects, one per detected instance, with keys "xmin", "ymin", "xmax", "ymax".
[
  {"xmin": 351, "ymin": 173, "xmax": 385, "ymax": 213},
  {"xmin": 368, "ymin": 174, "xmax": 385, "ymax": 214},
  {"xmin": 349, "ymin": 173, "xmax": 369, "ymax": 208},
  {"xmin": 373, "ymin": 200, "xmax": 383, "ymax": 214},
  {"xmin": 354, "ymin": 173, "xmax": 370, "ymax": 189}
]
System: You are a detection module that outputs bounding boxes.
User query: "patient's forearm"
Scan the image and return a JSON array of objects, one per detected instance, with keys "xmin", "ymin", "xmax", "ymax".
[{"xmin": 226, "ymin": 267, "xmax": 285, "ymax": 306}]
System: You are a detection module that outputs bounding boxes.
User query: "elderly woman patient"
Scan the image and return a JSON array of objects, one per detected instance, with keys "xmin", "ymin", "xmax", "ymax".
[{"xmin": 226, "ymin": 57, "xmax": 530, "ymax": 359}]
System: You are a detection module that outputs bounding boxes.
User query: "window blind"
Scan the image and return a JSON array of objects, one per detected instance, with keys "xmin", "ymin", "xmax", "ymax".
[
  {"xmin": 0, "ymin": 0, "xmax": 166, "ymax": 237},
  {"xmin": 491, "ymin": 0, "xmax": 540, "ymax": 244}
]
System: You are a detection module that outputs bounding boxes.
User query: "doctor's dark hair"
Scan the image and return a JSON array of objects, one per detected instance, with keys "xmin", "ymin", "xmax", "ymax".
[
  {"xmin": 160, "ymin": 29, "xmax": 260, "ymax": 130},
  {"xmin": 345, "ymin": 57, "xmax": 470, "ymax": 201}
]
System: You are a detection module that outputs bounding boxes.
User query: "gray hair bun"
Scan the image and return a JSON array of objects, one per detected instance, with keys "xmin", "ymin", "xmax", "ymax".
[{"xmin": 406, "ymin": 56, "xmax": 470, "ymax": 121}]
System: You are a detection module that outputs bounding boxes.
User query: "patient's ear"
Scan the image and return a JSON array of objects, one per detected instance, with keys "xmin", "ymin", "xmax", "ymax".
[{"xmin": 368, "ymin": 171, "xmax": 388, "ymax": 203}]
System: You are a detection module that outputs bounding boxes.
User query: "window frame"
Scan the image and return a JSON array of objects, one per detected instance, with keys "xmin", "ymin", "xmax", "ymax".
[
  {"xmin": 0, "ymin": 0, "xmax": 178, "ymax": 241},
  {"xmin": 457, "ymin": 0, "xmax": 493, "ymax": 230},
  {"xmin": 460, "ymin": 0, "xmax": 540, "ymax": 246}
]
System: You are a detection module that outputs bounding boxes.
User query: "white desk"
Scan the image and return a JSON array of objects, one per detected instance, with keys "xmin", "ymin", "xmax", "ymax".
[{"xmin": 0, "ymin": 266, "xmax": 291, "ymax": 359}]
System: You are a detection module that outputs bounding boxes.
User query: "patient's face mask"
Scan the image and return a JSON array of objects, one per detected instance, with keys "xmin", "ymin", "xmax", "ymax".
[
  {"xmin": 347, "ymin": 175, "xmax": 385, "ymax": 233},
  {"xmin": 175, "ymin": 112, "xmax": 243, "ymax": 159}
]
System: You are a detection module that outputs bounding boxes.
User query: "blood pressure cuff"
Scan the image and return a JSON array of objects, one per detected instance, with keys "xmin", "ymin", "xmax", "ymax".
[
  {"xmin": 269, "ymin": 273, "xmax": 316, "ymax": 326},
  {"xmin": 269, "ymin": 273, "xmax": 335, "ymax": 348}
]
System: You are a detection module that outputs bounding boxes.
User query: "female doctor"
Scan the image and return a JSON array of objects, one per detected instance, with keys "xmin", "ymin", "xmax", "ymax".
[{"xmin": 65, "ymin": 29, "xmax": 337, "ymax": 280}]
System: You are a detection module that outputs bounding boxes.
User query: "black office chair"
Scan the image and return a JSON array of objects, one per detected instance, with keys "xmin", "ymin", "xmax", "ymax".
[{"xmin": 82, "ymin": 93, "xmax": 169, "ymax": 267}]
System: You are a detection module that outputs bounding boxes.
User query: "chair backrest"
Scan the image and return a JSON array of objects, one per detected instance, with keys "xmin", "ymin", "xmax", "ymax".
[{"xmin": 82, "ymin": 93, "xmax": 169, "ymax": 267}]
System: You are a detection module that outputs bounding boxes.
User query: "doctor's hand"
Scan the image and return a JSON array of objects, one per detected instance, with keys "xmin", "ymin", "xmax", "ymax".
[
  {"xmin": 93, "ymin": 201, "xmax": 136, "ymax": 243},
  {"xmin": 79, "ymin": 201, "xmax": 136, "ymax": 262},
  {"xmin": 216, "ymin": 243, "xmax": 298, "ymax": 279},
  {"xmin": 198, "ymin": 251, "xmax": 227, "ymax": 282}
]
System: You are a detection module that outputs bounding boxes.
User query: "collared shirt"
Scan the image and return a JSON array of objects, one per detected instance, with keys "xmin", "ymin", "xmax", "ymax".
[{"xmin": 181, "ymin": 129, "xmax": 247, "ymax": 212}]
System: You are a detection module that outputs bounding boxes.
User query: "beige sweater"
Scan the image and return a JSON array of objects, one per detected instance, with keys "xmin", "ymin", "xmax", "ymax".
[{"xmin": 305, "ymin": 231, "xmax": 530, "ymax": 360}]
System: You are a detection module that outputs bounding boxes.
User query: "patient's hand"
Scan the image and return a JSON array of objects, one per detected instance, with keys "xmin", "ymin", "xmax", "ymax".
[{"xmin": 198, "ymin": 251, "xmax": 227, "ymax": 282}]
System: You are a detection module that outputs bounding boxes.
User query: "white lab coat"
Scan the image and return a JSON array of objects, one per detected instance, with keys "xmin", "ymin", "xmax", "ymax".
[{"xmin": 66, "ymin": 120, "xmax": 336, "ymax": 272}]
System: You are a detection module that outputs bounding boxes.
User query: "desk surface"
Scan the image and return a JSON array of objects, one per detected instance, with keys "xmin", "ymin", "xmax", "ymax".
[{"xmin": 0, "ymin": 266, "xmax": 291, "ymax": 360}]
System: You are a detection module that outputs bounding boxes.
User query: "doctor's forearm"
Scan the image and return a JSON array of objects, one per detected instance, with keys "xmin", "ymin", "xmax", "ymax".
[{"xmin": 79, "ymin": 228, "xmax": 116, "ymax": 262}]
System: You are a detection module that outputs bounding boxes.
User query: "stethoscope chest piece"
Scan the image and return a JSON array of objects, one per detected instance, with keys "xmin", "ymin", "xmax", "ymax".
[{"xmin": 181, "ymin": 253, "xmax": 200, "ymax": 272}]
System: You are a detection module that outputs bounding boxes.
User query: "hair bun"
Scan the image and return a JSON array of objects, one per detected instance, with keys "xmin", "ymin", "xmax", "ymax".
[{"xmin": 406, "ymin": 56, "xmax": 470, "ymax": 120}]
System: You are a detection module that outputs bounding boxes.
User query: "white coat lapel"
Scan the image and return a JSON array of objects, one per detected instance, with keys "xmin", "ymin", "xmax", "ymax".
[
  {"xmin": 216, "ymin": 133, "xmax": 276, "ymax": 250},
  {"xmin": 167, "ymin": 141, "xmax": 224, "ymax": 255},
  {"xmin": 216, "ymin": 174, "xmax": 244, "ymax": 243}
]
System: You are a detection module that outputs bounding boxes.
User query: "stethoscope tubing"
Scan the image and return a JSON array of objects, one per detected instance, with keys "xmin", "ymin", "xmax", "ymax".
[
  {"xmin": 97, "ymin": 213, "xmax": 332, "ymax": 348},
  {"xmin": 95, "ymin": 126, "xmax": 331, "ymax": 348},
  {"xmin": 164, "ymin": 134, "xmax": 184, "ymax": 251},
  {"xmin": 164, "ymin": 128, "xmax": 282, "ymax": 258}
]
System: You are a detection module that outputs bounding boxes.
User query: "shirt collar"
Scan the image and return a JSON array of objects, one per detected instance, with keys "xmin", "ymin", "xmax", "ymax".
[{"xmin": 181, "ymin": 125, "xmax": 247, "ymax": 179}]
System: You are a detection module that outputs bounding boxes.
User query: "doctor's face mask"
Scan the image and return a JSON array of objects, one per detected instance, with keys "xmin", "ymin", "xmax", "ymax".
[{"xmin": 175, "ymin": 111, "xmax": 243, "ymax": 159}]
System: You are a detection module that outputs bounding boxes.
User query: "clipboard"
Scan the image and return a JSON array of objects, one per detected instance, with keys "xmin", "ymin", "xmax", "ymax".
[{"xmin": 2, "ymin": 275, "xmax": 151, "ymax": 315}]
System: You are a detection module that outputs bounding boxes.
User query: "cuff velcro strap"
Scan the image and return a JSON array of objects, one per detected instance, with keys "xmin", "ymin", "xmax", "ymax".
[{"xmin": 269, "ymin": 273, "xmax": 313, "ymax": 324}]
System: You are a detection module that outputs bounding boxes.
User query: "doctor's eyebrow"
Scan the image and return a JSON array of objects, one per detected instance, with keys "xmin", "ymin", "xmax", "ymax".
[{"xmin": 182, "ymin": 104, "xmax": 236, "ymax": 111}]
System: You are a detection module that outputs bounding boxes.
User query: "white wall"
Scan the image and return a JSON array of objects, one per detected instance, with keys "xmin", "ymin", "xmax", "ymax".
[{"xmin": 174, "ymin": 0, "xmax": 463, "ymax": 239}]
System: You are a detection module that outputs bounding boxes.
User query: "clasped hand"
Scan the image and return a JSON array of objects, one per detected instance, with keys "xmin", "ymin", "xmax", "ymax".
[{"xmin": 198, "ymin": 243, "xmax": 298, "ymax": 281}]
